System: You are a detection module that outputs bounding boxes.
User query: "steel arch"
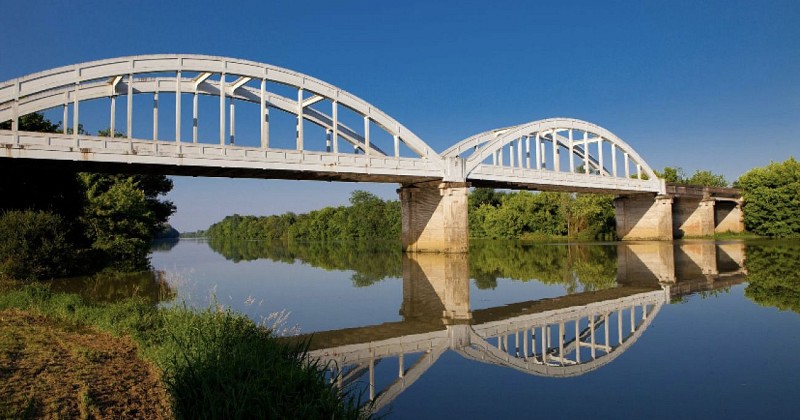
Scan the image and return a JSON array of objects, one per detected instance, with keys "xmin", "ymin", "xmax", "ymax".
[{"xmin": 0, "ymin": 54, "xmax": 441, "ymax": 165}]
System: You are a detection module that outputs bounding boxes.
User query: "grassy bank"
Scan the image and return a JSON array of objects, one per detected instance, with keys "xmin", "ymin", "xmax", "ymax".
[{"xmin": 0, "ymin": 283, "xmax": 369, "ymax": 419}]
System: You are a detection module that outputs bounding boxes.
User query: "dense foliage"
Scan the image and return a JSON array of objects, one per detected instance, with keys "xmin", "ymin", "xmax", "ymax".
[
  {"xmin": 0, "ymin": 211, "xmax": 73, "ymax": 280},
  {"xmin": 734, "ymin": 158, "xmax": 800, "ymax": 237},
  {"xmin": 206, "ymin": 190, "xmax": 400, "ymax": 241},
  {"xmin": 655, "ymin": 166, "xmax": 729, "ymax": 187},
  {"xmin": 0, "ymin": 113, "xmax": 175, "ymax": 279},
  {"xmin": 0, "ymin": 285, "xmax": 369, "ymax": 419},
  {"xmin": 469, "ymin": 189, "xmax": 616, "ymax": 240}
]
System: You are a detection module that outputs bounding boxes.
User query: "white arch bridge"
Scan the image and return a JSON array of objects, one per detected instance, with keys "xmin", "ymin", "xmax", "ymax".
[{"xmin": 0, "ymin": 55, "xmax": 681, "ymax": 250}]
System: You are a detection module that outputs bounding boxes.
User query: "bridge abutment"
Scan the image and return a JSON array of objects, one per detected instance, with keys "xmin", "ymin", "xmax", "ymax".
[
  {"xmin": 399, "ymin": 182, "xmax": 470, "ymax": 253},
  {"xmin": 614, "ymin": 194, "xmax": 674, "ymax": 240}
]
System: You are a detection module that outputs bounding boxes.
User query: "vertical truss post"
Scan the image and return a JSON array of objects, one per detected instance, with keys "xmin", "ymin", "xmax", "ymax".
[
  {"xmin": 260, "ymin": 78, "xmax": 268, "ymax": 149},
  {"xmin": 219, "ymin": 73, "xmax": 226, "ymax": 145},
  {"xmin": 583, "ymin": 131, "xmax": 589, "ymax": 174},
  {"xmin": 11, "ymin": 81, "xmax": 19, "ymax": 144},
  {"xmin": 229, "ymin": 97, "xmax": 235, "ymax": 145},
  {"xmin": 325, "ymin": 129, "xmax": 331, "ymax": 152},
  {"xmin": 296, "ymin": 88, "xmax": 304, "ymax": 150},
  {"xmin": 523, "ymin": 329, "xmax": 529, "ymax": 360},
  {"xmin": 393, "ymin": 134, "xmax": 400, "ymax": 158},
  {"xmin": 517, "ymin": 137, "xmax": 523, "ymax": 168},
  {"xmin": 590, "ymin": 315, "xmax": 596, "ymax": 359},
  {"xmin": 175, "ymin": 71, "xmax": 181, "ymax": 143},
  {"xmin": 604, "ymin": 313, "xmax": 610, "ymax": 349},
  {"xmin": 624, "ymin": 153, "xmax": 630, "ymax": 178},
  {"xmin": 525, "ymin": 135, "xmax": 531, "ymax": 168},
  {"xmin": 73, "ymin": 81, "xmax": 80, "ymax": 147},
  {"xmin": 575, "ymin": 319, "xmax": 581, "ymax": 363},
  {"xmin": 568, "ymin": 129, "xmax": 574, "ymax": 172},
  {"xmin": 109, "ymin": 93, "xmax": 116, "ymax": 138},
  {"xmin": 363, "ymin": 116, "xmax": 370, "ymax": 155},
  {"xmin": 399, "ymin": 353, "xmax": 404, "ymax": 378},
  {"xmin": 193, "ymin": 89, "xmax": 198, "ymax": 143},
  {"xmin": 598, "ymin": 137, "xmax": 604, "ymax": 175},
  {"xmin": 559, "ymin": 322, "xmax": 565, "ymax": 365},
  {"xmin": 509, "ymin": 142, "xmax": 515, "ymax": 167},
  {"xmin": 630, "ymin": 306, "xmax": 635, "ymax": 333},
  {"xmin": 636, "ymin": 164, "xmax": 642, "ymax": 180},
  {"xmin": 611, "ymin": 144, "xmax": 617, "ymax": 177},
  {"xmin": 153, "ymin": 90, "xmax": 159, "ymax": 141},
  {"xmin": 332, "ymin": 100, "xmax": 339, "ymax": 153},
  {"xmin": 552, "ymin": 130, "xmax": 560, "ymax": 172},
  {"xmin": 535, "ymin": 132, "xmax": 542, "ymax": 170},
  {"xmin": 126, "ymin": 73, "xmax": 133, "ymax": 140},
  {"xmin": 62, "ymin": 93, "xmax": 68, "ymax": 135}
]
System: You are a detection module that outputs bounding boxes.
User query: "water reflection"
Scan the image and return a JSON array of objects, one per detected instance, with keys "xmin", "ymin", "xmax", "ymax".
[
  {"xmin": 743, "ymin": 241, "xmax": 800, "ymax": 313},
  {"xmin": 295, "ymin": 242, "xmax": 748, "ymax": 413},
  {"xmin": 49, "ymin": 270, "xmax": 177, "ymax": 304}
]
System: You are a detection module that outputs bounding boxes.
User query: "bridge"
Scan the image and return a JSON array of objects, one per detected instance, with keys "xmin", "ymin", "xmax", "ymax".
[
  {"xmin": 0, "ymin": 55, "xmax": 742, "ymax": 250},
  {"xmin": 302, "ymin": 242, "xmax": 746, "ymax": 412}
]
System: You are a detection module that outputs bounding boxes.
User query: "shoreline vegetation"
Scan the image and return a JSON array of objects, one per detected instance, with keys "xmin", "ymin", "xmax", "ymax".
[{"xmin": 0, "ymin": 281, "xmax": 370, "ymax": 419}]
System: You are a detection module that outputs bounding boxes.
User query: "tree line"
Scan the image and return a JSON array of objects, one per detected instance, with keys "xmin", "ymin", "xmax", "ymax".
[{"xmin": 0, "ymin": 113, "xmax": 175, "ymax": 280}]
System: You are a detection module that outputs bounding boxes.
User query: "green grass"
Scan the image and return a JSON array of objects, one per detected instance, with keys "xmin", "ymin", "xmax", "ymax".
[{"xmin": 0, "ymin": 284, "xmax": 370, "ymax": 419}]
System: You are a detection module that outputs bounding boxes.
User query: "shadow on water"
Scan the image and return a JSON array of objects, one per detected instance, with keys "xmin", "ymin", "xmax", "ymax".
[{"xmin": 48, "ymin": 270, "xmax": 177, "ymax": 305}]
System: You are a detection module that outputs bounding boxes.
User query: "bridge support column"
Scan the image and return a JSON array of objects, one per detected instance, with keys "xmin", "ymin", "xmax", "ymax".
[
  {"xmin": 399, "ymin": 182, "xmax": 469, "ymax": 253},
  {"xmin": 614, "ymin": 194, "xmax": 673, "ymax": 241},
  {"xmin": 673, "ymin": 197, "xmax": 716, "ymax": 238},
  {"xmin": 714, "ymin": 200, "xmax": 744, "ymax": 233}
]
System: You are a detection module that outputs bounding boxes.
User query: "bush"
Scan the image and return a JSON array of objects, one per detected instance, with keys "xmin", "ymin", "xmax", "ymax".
[
  {"xmin": 735, "ymin": 157, "xmax": 800, "ymax": 237},
  {"xmin": 0, "ymin": 210, "xmax": 74, "ymax": 280}
]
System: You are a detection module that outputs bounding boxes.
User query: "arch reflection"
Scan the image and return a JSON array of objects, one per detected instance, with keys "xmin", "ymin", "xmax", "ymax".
[{"xmin": 306, "ymin": 241, "xmax": 746, "ymax": 412}]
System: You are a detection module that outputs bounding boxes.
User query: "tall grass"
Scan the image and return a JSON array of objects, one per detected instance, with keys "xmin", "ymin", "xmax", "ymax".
[{"xmin": 0, "ymin": 284, "xmax": 370, "ymax": 419}]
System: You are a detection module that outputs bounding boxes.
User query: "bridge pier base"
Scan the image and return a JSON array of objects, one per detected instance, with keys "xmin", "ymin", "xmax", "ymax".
[
  {"xmin": 714, "ymin": 200, "xmax": 745, "ymax": 233},
  {"xmin": 673, "ymin": 197, "xmax": 716, "ymax": 238},
  {"xmin": 399, "ymin": 182, "xmax": 469, "ymax": 253},
  {"xmin": 614, "ymin": 194, "xmax": 673, "ymax": 241}
]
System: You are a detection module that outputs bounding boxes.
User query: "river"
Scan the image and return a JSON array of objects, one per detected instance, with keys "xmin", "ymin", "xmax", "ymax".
[{"xmin": 64, "ymin": 238, "xmax": 800, "ymax": 418}]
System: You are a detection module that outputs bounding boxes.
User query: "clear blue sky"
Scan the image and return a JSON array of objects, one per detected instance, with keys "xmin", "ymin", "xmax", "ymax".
[{"xmin": 2, "ymin": 0, "xmax": 798, "ymax": 231}]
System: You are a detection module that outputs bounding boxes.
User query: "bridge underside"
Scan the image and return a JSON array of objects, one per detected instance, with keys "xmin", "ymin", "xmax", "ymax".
[{"xmin": 1, "ymin": 156, "xmax": 439, "ymax": 184}]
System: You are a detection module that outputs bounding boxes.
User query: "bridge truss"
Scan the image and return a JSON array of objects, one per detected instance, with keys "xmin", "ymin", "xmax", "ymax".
[{"xmin": 1, "ymin": 55, "xmax": 662, "ymax": 194}]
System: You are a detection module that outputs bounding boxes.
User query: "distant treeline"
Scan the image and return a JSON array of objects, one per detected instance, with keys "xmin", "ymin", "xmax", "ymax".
[
  {"xmin": 206, "ymin": 189, "xmax": 617, "ymax": 242},
  {"xmin": 206, "ymin": 190, "xmax": 401, "ymax": 241}
]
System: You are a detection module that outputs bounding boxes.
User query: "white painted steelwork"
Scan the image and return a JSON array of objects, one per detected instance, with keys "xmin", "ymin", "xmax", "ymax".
[{"xmin": 0, "ymin": 55, "xmax": 662, "ymax": 193}]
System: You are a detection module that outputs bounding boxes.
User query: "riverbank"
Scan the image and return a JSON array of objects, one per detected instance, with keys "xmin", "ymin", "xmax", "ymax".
[{"xmin": 0, "ymin": 282, "xmax": 369, "ymax": 419}]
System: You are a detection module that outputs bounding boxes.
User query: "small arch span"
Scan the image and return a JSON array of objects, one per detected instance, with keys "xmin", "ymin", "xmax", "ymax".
[{"xmin": 447, "ymin": 118, "xmax": 664, "ymax": 194}]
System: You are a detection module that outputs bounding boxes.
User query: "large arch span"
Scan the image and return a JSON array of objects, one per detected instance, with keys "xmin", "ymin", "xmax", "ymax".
[{"xmin": 0, "ymin": 55, "xmax": 662, "ymax": 194}]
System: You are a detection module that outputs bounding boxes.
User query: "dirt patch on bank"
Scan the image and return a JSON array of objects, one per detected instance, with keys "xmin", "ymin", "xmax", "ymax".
[{"xmin": 0, "ymin": 309, "xmax": 171, "ymax": 419}]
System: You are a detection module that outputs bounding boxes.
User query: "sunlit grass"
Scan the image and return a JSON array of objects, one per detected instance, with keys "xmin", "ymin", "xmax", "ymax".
[{"xmin": 0, "ymin": 284, "xmax": 371, "ymax": 419}]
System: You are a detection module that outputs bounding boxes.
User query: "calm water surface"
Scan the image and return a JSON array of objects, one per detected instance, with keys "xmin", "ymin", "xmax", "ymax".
[{"xmin": 138, "ymin": 238, "xmax": 800, "ymax": 419}]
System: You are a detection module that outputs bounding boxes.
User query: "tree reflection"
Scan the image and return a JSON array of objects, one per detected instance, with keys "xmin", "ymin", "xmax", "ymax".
[
  {"xmin": 207, "ymin": 238, "xmax": 618, "ymax": 292},
  {"xmin": 469, "ymin": 241, "xmax": 617, "ymax": 292},
  {"xmin": 744, "ymin": 242, "xmax": 800, "ymax": 313}
]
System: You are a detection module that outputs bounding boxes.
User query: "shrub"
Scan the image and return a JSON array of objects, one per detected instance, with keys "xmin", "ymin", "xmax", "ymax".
[{"xmin": 0, "ymin": 210, "xmax": 74, "ymax": 280}]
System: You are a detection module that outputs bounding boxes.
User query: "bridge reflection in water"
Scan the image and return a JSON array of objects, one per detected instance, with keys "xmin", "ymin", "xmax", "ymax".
[{"xmin": 304, "ymin": 242, "xmax": 746, "ymax": 412}]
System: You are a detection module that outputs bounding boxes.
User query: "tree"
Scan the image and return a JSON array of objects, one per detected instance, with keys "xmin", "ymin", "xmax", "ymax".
[
  {"xmin": 734, "ymin": 157, "xmax": 800, "ymax": 237},
  {"xmin": 655, "ymin": 166, "xmax": 686, "ymax": 183},
  {"xmin": 685, "ymin": 170, "xmax": 728, "ymax": 187}
]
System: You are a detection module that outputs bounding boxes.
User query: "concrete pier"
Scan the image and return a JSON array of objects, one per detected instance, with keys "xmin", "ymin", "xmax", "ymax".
[
  {"xmin": 399, "ymin": 181, "xmax": 470, "ymax": 253},
  {"xmin": 614, "ymin": 194, "xmax": 674, "ymax": 241}
]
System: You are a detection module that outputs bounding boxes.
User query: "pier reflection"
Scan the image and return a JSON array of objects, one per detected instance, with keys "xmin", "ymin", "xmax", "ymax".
[{"xmin": 305, "ymin": 241, "xmax": 747, "ymax": 412}]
